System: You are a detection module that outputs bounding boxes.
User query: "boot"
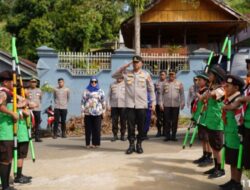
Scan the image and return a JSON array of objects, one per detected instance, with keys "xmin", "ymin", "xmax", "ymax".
[
  {"xmin": 120, "ymin": 135, "xmax": 126, "ymax": 141},
  {"xmin": 111, "ymin": 135, "xmax": 118, "ymax": 142},
  {"xmin": 136, "ymin": 141, "xmax": 143, "ymax": 154},
  {"xmin": 126, "ymin": 140, "xmax": 135, "ymax": 154},
  {"xmin": 61, "ymin": 130, "xmax": 67, "ymax": 138}
]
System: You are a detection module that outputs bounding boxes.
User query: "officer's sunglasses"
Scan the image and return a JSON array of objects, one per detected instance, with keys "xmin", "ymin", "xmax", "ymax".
[{"xmin": 91, "ymin": 80, "xmax": 97, "ymax": 84}]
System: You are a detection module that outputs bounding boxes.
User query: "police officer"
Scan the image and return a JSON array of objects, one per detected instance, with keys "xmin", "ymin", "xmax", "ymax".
[
  {"xmin": 27, "ymin": 78, "xmax": 42, "ymax": 142},
  {"xmin": 159, "ymin": 70, "xmax": 185, "ymax": 141},
  {"xmin": 53, "ymin": 78, "xmax": 70, "ymax": 138},
  {"xmin": 107, "ymin": 76, "xmax": 127, "ymax": 141},
  {"xmin": 112, "ymin": 55, "xmax": 156, "ymax": 154},
  {"xmin": 0, "ymin": 70, "xmax": 19, "ymax": 190},
  {"xmin": 187, "ymin": 76, "xmax": 198, "ymax": 112},
  {"xmin": 154, "ymin": 70, "xmax": 166, "ymax": 137}
]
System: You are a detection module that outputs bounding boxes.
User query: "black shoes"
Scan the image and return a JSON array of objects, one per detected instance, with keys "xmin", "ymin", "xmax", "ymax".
[
  {"xmin": 22, "ymin": 174, "xmax": 32, "ymax": 180},
  {"xmin": 111, "ymin": 135, "xmax": 119, "ymax": 142},
  {"xmin": 126, "ymin": 141, "xmax": 143, "ymax": 154},
  {"xmin": 136, "ymin": 143, "xmax": 143, "ymax": 154},
  {"xmin": 35, "ymin": 138, "xmax": 42, "ymax": 142},
  {"xmin": 171, "ymin": 137, "xmax": 178, "ymax": 141},
  {"xmin": 198, "ymin": 157, "xmax": 213, "ymax": 167},
  {"xmin": 126, "ymin": 143, "xmax": 136, "ymax": 154},
  {"xmin": 219, "ymin": 180, "xmax": 234, "ymax": 189},
  {"xmin": 164, "ymin": 137, "xmax": 171, "ymax": 142},
  {"xmin": 120, "ymin": 136, "xmax": 126, "ymax": 141},
  {"xmin": 155, "ymin": 132, "xmax": 161, "ymax": 137},
  {"xmin": 14, "ymin": 176, "xmax": 31, "ymax": 184},
  {"xmin": 61, "ymin": 132, "xmax": 67, "ymax": 138},
  {"xmin": 208, "ymin": 169, "xmax": 225, "ymax": 179},
  {"xmin": 193, "ymin": 155, "xmax": 205, "ymax": 164},
  {"xmin": 204, "ymin": 167, "xmax": 216, "ymax": 175},
  {"xmin": 219, "ymin": 180, "xmax": 242, "ymax": 190}
]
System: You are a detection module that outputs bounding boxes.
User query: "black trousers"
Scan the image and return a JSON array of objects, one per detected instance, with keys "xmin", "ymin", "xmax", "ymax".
[
  {"xmin": 126, "ymin": 108, "xmax": 146, "ymax": 142},
  {"xmin": 54, "ymin": 109, "xmax": 67, "ymax": 135},
  {"xmin": 156, "ymin": 105, "xmax": 164, "ymax": 134},
  {"xmin": 111, "ymin": 107, "xmax": 127, "ymax": 136},
  {"xmin": 32, "ymin": 111, "xmax": 41, "ymax": 140},
  {"xmin": 84, "ymin": 115, "xmax": 102, "ymax": 146},
  {"xmin": 163, "ymin": 107, "xmax": 180, "ymax": 138}
]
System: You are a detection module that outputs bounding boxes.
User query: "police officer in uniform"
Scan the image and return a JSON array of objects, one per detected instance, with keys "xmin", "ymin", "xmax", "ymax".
[
  {"xmin": 154, "ymin": 70, "xmax": 166, "ymax": 137},
  {"xmin": 112, "ymin": 55, "xmax": 156, "ymax": 154},
  {"xmin": 28, "ymin": 78, "xmax": 42, "ymax": 142},
  {"xmin": 0, "ymin": 70, "xmax": 19, "ymax": 190},
  {"xmin": 107, "ymin": 76, "xmax": 127, "ymax": 141},
  {"xmin": 159, "ymin": 70, "xmax": 185, "ymax": 141}
]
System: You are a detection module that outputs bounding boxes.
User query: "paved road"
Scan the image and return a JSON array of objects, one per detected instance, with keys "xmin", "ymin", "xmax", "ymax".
[{"xmin": 12, "ymin": 131, "xmax": 250, "ymax": 190}]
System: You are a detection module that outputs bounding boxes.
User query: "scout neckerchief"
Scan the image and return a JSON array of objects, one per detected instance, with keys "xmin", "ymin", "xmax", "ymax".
[
  {"xmin": 222, "ymin": 91, "xmax": 241, "ymax": 125},
  {"xmin": 191, "ymin": 86, "xmax": 207, "ymax": 113}
]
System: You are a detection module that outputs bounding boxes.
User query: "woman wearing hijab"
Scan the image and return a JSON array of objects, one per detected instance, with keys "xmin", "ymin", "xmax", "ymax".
[{"xmin": 81, "ymin": 76, "xmax": 106, "ymax": 148}]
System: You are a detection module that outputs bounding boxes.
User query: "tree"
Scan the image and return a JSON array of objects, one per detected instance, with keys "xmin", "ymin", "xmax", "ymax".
[
  {"xmin": 224, "ymin": 0, "xmax": 250, "ymax": 14},
  {"xmin": 127, "ymin": 0, "xmax": 148, "ymax": 55},
  {"xmin": 4, "ymin": 0, "xmax": 128, "ymax": 60}
]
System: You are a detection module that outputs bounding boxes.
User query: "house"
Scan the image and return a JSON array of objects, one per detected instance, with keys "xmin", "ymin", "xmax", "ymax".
[
  {"xmin": 0, "ymin": 50, "xmax": 38, "ymax": 81},
  {"xmin": 235, "ymin": 14, "xmax": 250, "ymax": 48},
  {"xmin": 121, "ymin": 0, "xmax": 249, "ymax": 54}
]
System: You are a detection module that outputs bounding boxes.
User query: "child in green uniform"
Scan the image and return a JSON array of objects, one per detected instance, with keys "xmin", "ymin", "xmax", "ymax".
[
  {"xmin": 220, "ymin": 75, "xmax": 245, "ymax": 190},
  {"xmin": 241, "ymin": 59, "xmax": 250, "ymax": 171},
  {"xmin": 192, "ymin": 72, "xmax": 213, "ymax": 167},
  {"xmin": 202, "ymin": 65, "xmax": 226, "ymax": 179},
  {"xmin": 14, "ymin": 108, "xmax": 32, "ymax": 184},
  {"xmin": 0, "ymin": 71, "xmax": 18, "ymax": 190}
]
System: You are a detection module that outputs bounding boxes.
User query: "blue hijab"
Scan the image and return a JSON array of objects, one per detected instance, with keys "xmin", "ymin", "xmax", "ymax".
[{"xmin": 86, "ymin": 76, "xmax": 100, "ymax": 92}]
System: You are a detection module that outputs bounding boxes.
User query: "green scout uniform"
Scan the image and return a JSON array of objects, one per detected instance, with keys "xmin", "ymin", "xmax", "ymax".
[
  {"xmin": 0, "ymin": 93, "xmax": 14, "ymax": 141},
  {"xmin": 244, "ymin": 103, "xmax": 250, "ymax": 129},
  {"xmin": 192, "ymin": 88, "xmax": 207, "ymax": 127},
  {"xmin": 224, "ymin": 93, "xmax": 241, "ymax": 150},
  {"xmin": 17, "ymin": 110, "xmax": 29, "ymax": 143},
  {"xmin": 243, "ymin": 86, "xmax": 250, "ymax": 169},
  {"xmin": 204, "ymin": 87, "xmax": 224, "ymax": 131}
]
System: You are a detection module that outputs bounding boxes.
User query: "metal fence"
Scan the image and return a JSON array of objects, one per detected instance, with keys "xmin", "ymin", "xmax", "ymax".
[
  {"xmin": 141, "ymin": 53, "xmax": 189, "ymax": 76},
  {"xmin": 57, "ymin": 52, "xmax": 189, "ymax": 77},
  {"xmin": 58, "ymin": 52, "xmax": 112, "ymax": 76}
]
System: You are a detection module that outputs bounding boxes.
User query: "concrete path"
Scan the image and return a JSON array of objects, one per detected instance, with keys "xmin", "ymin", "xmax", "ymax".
[{"xmin": 14, "ymin": 131, "xmax": 250, "ymax": 190}]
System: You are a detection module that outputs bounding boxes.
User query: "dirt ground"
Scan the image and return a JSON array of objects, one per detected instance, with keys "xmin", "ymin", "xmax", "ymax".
[{"xmin": 13, "ymin": 130, "xmax": 250, "ymax": 190}]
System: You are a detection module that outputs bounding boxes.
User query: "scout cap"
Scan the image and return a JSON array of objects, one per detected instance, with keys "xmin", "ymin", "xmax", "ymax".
[
  {"xmin": 209, "ymin": 64, "xmax": 226, "ymax": 81},
  {"xmin": 196, "ymin": 72, "xmax": 209, "ymax": 81},
  {"xmin": 226, "ymin": 75, "xmax": 245, "ymax": 91},
  {"xmin": 0, "ymin": 70, "xmax": 12, "ymax": 82},
  {"xmin": 132, "ymin": 55, "xmax": 143, "ymax": 62}
]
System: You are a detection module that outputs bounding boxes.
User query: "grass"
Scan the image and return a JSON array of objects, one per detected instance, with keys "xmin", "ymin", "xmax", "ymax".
[
  {"xmin": 244, "ymin": 170, "xmax": 250, "ymax": 179},
  {"xmin": 178, "ymin": 116, "xmax": 191, "ymax": 127}
]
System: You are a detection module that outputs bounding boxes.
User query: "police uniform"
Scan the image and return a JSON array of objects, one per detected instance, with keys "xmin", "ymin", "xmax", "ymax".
[
  {"xmin": 112, "ymin": 55, "xmax": 156, "ymax": 154},
  {"xmin": 159, "ymin": 71, "xmax": 185, "ymax": 141},
  {"xmin": 154, "ymin": 79, "xmax": 165, "ymax": 136},
  {"xmin": 107, "ymin": 79, "xmax": 126, "ymax": 141},
  {"xmin": 0, "ymin": 71, "xmax": 15, "ymax": 190},
  {"xmin": 28, "ymin": 78, "xmax": 42, "ymax": 142}
]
